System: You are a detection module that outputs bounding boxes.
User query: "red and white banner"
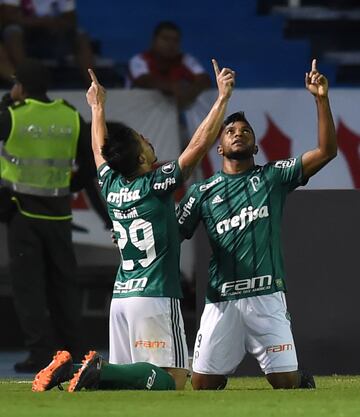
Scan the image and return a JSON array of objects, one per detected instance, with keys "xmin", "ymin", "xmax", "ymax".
[{"xmin": 185, "ymin": 89, "xmax": 360, "ymax": 189}]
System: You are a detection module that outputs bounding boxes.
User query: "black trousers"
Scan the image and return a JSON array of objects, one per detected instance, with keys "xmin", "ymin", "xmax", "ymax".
[{"xmin": 7, "ymin": 212, "xmax": 82, "ymax": 360}]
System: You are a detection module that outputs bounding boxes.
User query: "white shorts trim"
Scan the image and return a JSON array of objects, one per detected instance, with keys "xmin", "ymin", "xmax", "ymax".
[{"xmin": 109, "ymin": 297, "xmax": 189, "ymax": 370}]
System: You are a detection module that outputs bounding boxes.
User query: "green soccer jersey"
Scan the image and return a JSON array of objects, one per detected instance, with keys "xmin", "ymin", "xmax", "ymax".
[
  {"xmin": 177, "ymin": 157, "xmax": 305, "ymax": 303},
  {"xmin": 97, "ymin": 160, "xmax": 184, "ymax": 299}
]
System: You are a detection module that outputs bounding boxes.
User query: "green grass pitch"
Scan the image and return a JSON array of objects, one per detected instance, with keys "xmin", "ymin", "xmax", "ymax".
[{"xmin": 1, "ymin": 376, "xmax": 360, "ymax": 417}]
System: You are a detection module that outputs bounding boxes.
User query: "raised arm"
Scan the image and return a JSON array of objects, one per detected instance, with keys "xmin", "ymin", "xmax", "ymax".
[
  {"xmin": 178, "ymin": 59, "xmax": 235, "ymax": 180},
  {"xmin": 301, "ymin": 59, "xmax": 337, "ymax": 179},
  {"xmin": 86, "ymin": 69, "xmax": 107, "ymax": 169}
]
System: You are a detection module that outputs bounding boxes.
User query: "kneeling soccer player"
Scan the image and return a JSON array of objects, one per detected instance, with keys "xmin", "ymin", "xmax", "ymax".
[{"xmin": 177, "ymin": 60, "xmax": 336, "ymax": 390}]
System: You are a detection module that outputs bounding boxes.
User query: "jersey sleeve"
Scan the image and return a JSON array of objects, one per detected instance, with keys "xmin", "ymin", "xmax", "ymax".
[
  {"xmin": 149, "ymin": 160, "xmax": 184, "ymax": 196},
  {"xmin": 176, "ymin": 184, "xmax": 201, "ymax": 240},
  {"xmin": 270, "ymin": 156, "xmax": 306, "ymax": 192},
  {"xmin": 97, "ymin": 163, "xmax": 114, "ymax": 199}
]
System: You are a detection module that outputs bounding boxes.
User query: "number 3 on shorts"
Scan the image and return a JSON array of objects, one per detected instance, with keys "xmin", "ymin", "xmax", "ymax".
[{"xmin": 112, "ymin": 219, "xmax": 156, "ymax": 270}]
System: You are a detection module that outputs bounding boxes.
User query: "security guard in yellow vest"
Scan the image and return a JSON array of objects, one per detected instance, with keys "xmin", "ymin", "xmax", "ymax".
[{"xmin": 0, "ymin": 59, "xmax": 93, "ymax": 373}]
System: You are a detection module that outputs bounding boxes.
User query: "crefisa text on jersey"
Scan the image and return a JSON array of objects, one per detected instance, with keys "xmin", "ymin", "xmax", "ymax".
[
  {"xmin": 216, "ymin": 205, "xmax": 269, "ymax": 234},
  {"xmin": 107, "ymin": 188, "xmax": 141, "ymax": 207},
  {"xmin": 178, "ymin": 196, "xmax": 196, "ymax": 224},
  {"xmin": 153, "ymin": 177, "xmax": 176, "ymax": 190}
]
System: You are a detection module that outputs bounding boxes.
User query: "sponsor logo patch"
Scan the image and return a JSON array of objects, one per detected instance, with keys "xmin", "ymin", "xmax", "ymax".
[
  {"xmin": 107, "ymin": 188, "xmax": 140, "ymax": 207},
  {"xmin": 221, "ymin": 275, "xmax": 272, "ymax": 296},
  {"xmin": 113, "ymin": 277, "xmax": 148, "ymax": 294},
  {"xmin": 146, "ymin": 370, "xmax": 157, "ymax": 390},
  {"xmin": 153, "ymin": 177, "xmax": 176, "ymax": 190},
  {"xmin": 211, "ymin": 195, "xmax": 223, "ymax": 204},
  {"xmin": 135, "ymin": 340, "xmax": 166, "ymax": 349},
  {"xmin": 274, "ymin": 158, "xmax": 296, "ymax": 169},
  {"xmin": 178, "ymin": 196, "xmax": 196, "ymax": 224},
  {"xmin": 199, "ymin": 176, "xmax": 223, "ymax": 191},
  {"xmin": 113, "ymin": 208, "xmax": 139, "ymax": 219},
  {"xmin": 266, "ymin": 343, "xmax": 293, "ymax": 353},
  {"xmin": 216, "ymin": 205, "xmax": 269, "ymax": 235},
  {"xmin": 161, "ymin": 161, "xmax": 176, "ymax": 174}
]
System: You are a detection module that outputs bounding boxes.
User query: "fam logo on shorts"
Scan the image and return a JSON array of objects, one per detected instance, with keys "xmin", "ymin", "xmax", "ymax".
[
  {"xmin": 161, "ymin": 161, "xmax": 176, "ymax": 174},
  {"xmin": 266, "ymin": 343, "xmax": 293, "ymax": 353},
  {"xmin": 135, "ymin": 340, "xmax": 166, "ymax": 349}
]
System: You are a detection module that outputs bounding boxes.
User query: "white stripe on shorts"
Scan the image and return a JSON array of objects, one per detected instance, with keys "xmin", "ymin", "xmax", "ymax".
[{"xmin": 170, "ymin": 298, "xmax": 186, "ymax": 368}]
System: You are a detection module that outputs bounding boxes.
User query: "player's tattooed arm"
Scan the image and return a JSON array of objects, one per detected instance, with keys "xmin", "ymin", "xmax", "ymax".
[
  {"xmin": 178, "ymin": 59, "xmax": 235, "ymax": 180},
  {"xmin": 86, "ymin": 69, "xmax": 108, "ymax": 169},
  {"xmin": 301, "ymin": 59, "xmax": 337, "ymax": 179}
]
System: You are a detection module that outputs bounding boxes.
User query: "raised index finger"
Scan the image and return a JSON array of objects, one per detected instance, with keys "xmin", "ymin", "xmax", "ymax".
[
  {"xmin": 311, "ymin": 59, "xmax": 317, "ymax": 72},
  {"xmin": 88, "ymin": 68, "xmax": 99, "ymax": 84},
  {"xmin": 212, "ymin": 59, "xmax": 220, "ymax": 76}
]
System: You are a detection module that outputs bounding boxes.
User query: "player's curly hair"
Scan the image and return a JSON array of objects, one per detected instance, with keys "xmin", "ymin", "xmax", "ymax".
[
  {"xmin": 223, "ymin": 112, "xmax": 254, "ymax": 134},
  {"xmin": 101, "ymin": 122, "xmax": 142, "ymax": 178}
]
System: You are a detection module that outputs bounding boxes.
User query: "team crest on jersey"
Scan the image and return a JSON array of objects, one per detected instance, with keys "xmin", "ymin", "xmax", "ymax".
[
  {"xmin": 249, "ymin": 176, "xmax": 260, "ymax": 192},
  {"xmin": 274, "ymin": 158, "xmax": 296, "ymax": 169},
  {"xmin": 161, "ymin": 161, "xmax": 176, "ymax": 174}
]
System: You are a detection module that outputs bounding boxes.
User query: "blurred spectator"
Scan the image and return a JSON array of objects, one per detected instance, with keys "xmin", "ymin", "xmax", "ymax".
[
  {"xmin": 0, "ymin": 59, "xmax": 93, "ymax": 372},
  {"xmin": 1, "ymin": 0, "xmax": 94, "ymax": 85},
  {"xmin": 0, "ymin": 43, "xmax": 15, "ymax": 83},
  {"xmin": 0, "ymin": 1, "xmax": 16, "ymax": 83},
  {"xmin": 128, "ymin": 21, "xmax": 211, "ymax": 109}
]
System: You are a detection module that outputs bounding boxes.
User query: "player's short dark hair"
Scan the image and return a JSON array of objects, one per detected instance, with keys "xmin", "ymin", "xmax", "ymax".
[
  {"xmin": 14, "ymin": 59, "xmax": 50, "ymax": 95},
  {"xmin": 223, "ymin": 112, "xmax": 255, "ymax": 136},
  {"xmin": 153, "ymin": 21, "xmax": 181, "ymax": 38},
  {"xmin": 101, "ymin": 122, "xmax": 142, "ymax": 177}
]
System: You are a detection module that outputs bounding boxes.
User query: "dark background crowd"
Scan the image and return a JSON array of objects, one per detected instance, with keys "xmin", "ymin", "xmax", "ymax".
[{"xmin": 1, "ymin": 0, "xmax": 360, "ymax": 90}]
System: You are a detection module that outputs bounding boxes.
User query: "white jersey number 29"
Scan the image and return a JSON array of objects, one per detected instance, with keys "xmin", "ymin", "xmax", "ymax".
[{"xmin": 113, "ymin": 219, "xmax": 156, "ymax": 270}]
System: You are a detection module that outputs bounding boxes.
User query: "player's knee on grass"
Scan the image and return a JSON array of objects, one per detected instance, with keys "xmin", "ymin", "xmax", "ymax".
[
  {"xmin": 266, "ymin": 371, "xmax": 300, "ymax": 389},
  {"xmin": 164, "ymin": 368, "xmax": 188, "ymax": 390},
  {"xmin": 191, "ymin": 372, "xmax": 227, "ymax": 390}
]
